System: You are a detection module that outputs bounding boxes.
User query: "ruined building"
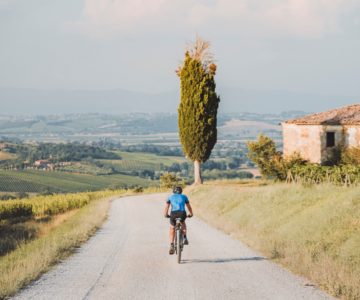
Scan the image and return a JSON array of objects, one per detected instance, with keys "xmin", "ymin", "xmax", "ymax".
[{"xmin": 282, "ymin": 104, "xmax": 360, "ymax": 164}]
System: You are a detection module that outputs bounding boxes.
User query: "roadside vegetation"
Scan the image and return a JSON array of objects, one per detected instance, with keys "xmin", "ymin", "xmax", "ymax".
[
  {"xmin": 248, "ymin": 134, "xmax": 360, "ymax": 185},
  {"xmin": 0, "ymin": 187, "xmax": 164, "ymax": 299},
  {"xmin": 188, "ymin": 181, "xmax": 360, "ymax": 300}
]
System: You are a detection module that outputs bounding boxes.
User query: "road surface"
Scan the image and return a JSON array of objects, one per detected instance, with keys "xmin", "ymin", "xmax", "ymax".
[{"xmin": 13, "ymin": 193, "xmax": 332, "ymax": 300}]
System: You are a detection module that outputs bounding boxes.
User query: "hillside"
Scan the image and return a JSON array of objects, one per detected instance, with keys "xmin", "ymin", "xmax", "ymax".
[
  {"xmin": 0, "ymin": 143, "xmax": 188, "ymax": 193},
  {"xmin": 187, "ymin": 181, "xmax": 360, "ymax": 300},
  {"xmin": 0, "ymin": 87, "xmax": 358, "ymax": 114}
]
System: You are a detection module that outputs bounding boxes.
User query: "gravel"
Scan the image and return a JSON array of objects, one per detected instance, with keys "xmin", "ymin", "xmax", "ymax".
[{"xmin": 13, "ymin": 193, "xmax": 333, "ymax": 300}]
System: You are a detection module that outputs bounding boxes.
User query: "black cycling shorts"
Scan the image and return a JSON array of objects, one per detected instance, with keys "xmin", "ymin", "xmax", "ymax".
[{"xmin": 170, "ymin": 211, "xmax": 187, "ymax": 226}]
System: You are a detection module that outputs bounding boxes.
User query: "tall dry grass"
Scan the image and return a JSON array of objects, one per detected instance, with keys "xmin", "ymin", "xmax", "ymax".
[{"xmin": 187, "ymin": 181, "xmax": 360, "ymax": 300}]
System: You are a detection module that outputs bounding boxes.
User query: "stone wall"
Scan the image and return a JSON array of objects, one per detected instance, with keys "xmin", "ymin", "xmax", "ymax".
[
  {"xmin": 282, "ymin": 123, "xmax": 323, "ymax": 163},
  {"xmin": 344, "ymin": 125, "xmax": 360, "ymax": 147},
  {"xmin": 282, "ymin": 123, "xmax": 360, "ymax": 164}
]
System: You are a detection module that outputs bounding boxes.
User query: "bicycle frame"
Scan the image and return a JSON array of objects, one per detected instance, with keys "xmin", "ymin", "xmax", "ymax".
[{"xmin": 174, "ymin": 218, "xmax": 184, "ymax": 264}]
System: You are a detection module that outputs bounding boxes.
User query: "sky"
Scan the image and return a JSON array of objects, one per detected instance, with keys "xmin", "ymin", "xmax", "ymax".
[{"xmin": 0, "ymin": 0, "xmax": 360, "ymax": 99}]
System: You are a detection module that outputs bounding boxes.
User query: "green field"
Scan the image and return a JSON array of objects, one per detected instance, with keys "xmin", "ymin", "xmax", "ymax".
[
  {"xmin": 99, "ymin": 151, "xmax": 186, "ymax": 172},
  {"xmin": 0, "ymin": 170, "xmax": 153, "ymax": 193},
  {"xmin": 0, "ymin": 151, "xmax": 186, "ymax": 193}
]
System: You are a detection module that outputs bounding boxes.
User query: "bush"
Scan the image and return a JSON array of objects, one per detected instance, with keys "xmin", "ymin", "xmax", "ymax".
[
  {"xmin": 342, "ymin": 147, "xmax": 360, "ymax": 165},
  {"xmin": 160, "ymin": 173, "xmax": 185, "ymax": 189},
  {"xmin": 132, "ymin": 186, "xmax": 144, "ymax": 193},
  {"xmin": 247, "ymin": 135, "xmax": 359, "ymax": 186},
  {"xmin": 286, "ymin": 164, "xmax": 360, "ymax": 186},
  {"xmin": 0, "ymin": 190, "xmax": 125, "ymax": 220},
  {"xmin": 0, "ymin": 202, "xmax": 33, "ymax": 219},
  {"xmin": 247, "ymin": 135, "xmax": 286, "ymax": 180}
]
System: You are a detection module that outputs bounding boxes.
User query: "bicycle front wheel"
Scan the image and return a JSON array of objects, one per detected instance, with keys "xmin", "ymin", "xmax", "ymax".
[{"xmin": 176, "ymin": 229, "xmax": 182, "ymax": 264}]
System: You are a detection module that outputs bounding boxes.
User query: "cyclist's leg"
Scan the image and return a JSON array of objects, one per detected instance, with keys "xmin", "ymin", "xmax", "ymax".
[
  {"xmin": 169, "ymin": 225, "xmax": 175, "ymax": 244},
  {"xmin": 169, "ymin": 212, "xmax": 176, "ymax": 244},
  {"xmin": 169, "ymin": 214, "xmax": 176, "ymax": 255},
  {"xmin": 169, "ymin": 225, "xmax": 175, "ymax": 254}
]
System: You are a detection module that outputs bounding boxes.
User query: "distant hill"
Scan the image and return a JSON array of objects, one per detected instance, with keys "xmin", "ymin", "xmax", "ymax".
[
  {"xmin": 0, "ymin": 87, "xmax": 358, "ymax": 114},
  {"xmin": 0, "ymin": 88, "xmax": 177, "ymax": 115}
]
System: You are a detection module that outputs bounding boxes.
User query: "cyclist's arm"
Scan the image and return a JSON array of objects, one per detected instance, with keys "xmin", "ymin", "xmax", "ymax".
[
  {"xmin": 164, "ymin": 202, "xmax": 170, "ymax": 217},
  {"xmin": 186, "ymin": 202, "xmax": 193, "ymax": 217}
]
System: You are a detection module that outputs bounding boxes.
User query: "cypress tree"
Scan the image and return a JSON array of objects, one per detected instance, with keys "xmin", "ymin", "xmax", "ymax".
[{"xmin": 177, "ymin": 37, "xmax": 220, "ymax": 184}]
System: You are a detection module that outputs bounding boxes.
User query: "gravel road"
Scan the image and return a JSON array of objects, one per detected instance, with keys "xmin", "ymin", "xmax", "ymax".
[{"xmin": 13, "ymin": 193, "xmax": 333, "ymax": 300}]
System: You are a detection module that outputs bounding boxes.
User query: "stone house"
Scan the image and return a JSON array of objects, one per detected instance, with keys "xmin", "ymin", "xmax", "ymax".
[{"xmin": 282, "ymin": 104, "xmax": 360, "ymax": 164}]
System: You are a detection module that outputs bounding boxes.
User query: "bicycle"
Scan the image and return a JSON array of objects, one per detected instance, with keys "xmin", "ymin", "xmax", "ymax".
[{"xmin": 173, "ymin": 215, "xmax": 192, "ymax": 264}]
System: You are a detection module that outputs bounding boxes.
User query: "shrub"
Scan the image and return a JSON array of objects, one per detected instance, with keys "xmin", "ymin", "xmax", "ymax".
[
  {"xmin": 247, "ymin": 135, "xmax": 359, "ymax": 186},
  {"xmin": 247, "ymin": 135, "xmax": 286, "ymax": 180},
  {"xmin": 0, "ymin": 202, "xmax": 33, "ymax": 219},
  {"xmin": 286, "ymin": 164, "xmax": 360, "ymax": 186},
  {"xmin": 0, "ymin": 190, "xmax": 126, "ymax": 220},
  {"xmin": 160, "ymin": 173, "xmax": 185, "ymax": 189},
  {"xmin": 342, "ymin": 147, "xmax": 360, "ymax": 165},
  {"xmin": 132, "ymin": 186, "xmax": 144, "ymax": 193}
]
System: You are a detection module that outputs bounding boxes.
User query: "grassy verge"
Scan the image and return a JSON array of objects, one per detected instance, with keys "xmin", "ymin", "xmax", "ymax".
[
  {"xmin": 0, "ymin": 189, "xmax": 137, "ymax": 299},
  {"xmin": 187, "ymin": 181, "xmax": 360, "ymax": 300}
]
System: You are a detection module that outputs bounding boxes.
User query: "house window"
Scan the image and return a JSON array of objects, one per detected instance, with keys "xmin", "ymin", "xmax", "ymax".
[{"xmin": 326, "ymin": 132, "xmax": 335, "ymax": 147}]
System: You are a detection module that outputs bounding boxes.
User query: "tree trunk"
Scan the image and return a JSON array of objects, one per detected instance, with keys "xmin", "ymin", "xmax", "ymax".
[{"xmin": 193, "ymin": 160, "xmax": 203, "ymax": 185}]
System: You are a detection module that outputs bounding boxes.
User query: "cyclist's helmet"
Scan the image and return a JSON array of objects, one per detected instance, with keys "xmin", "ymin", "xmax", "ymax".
[{"xmin": 173, "ymin": 186, "xmax": 182, "ymax": 194}]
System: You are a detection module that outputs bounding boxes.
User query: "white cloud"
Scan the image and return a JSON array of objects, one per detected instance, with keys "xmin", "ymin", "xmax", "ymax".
[
  {"xmin": 187, "ymin": 0, "xmax": 357, "ymax": 38},
  {"xmin": 66, "ymin": 0, "xmax": 359, "ymax": 38}
]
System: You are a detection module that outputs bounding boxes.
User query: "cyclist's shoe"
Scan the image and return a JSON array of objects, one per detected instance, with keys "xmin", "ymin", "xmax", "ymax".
[
  {"xmin": 183, "ymin": 236, "xmax": 189, "ymax": 245},
  {"xmin": 169, "ymin": 243, "xmax": 175, "ymax": 255}
]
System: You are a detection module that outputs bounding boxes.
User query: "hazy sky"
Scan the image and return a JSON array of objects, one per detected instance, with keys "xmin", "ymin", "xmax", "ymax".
[{"xmin": 1, "ymin": 0, "xmax": 360, "ymax": 96}]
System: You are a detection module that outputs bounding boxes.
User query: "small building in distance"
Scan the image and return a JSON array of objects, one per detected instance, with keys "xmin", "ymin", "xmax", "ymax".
[
  {"xmin": 282, "ymin": 104, "xmax": 360, "ymax": 164},
  {"xmin": 34, "ymin": 160, "xmax": 54, "ymax": 170}
]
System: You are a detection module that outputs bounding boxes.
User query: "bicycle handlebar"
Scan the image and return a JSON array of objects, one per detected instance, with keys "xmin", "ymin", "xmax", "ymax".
[{"xmin": 164, "ymin": 214, "xmax": 193, "ymax": 218}]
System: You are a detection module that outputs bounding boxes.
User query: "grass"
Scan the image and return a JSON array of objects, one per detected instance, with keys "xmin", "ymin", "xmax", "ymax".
[
  {"xmin": 187, "ymin": 181, "xmax": 360, "ymax": 300},
  {"xmin": 0, "ymin": 189, "xmax": 129, "ymax": 299},
  {"xmin": 0, "ymin": 170, "xmax": 153, "ymax": 193}
]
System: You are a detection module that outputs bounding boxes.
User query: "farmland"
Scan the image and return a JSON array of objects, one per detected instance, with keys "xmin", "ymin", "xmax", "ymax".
[
  {"xmin": 98, "ymin": 151, "xmax": 186, "ymax": 172},
  {"xmin": 0, "ymin": 170, "xmax": 153, "ymax": 193}
]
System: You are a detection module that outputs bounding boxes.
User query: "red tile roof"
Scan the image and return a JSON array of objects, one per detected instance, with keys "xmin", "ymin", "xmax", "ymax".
[{"xmin": 285, "ymin": 104, "xmax": 360, "ymax": 125}]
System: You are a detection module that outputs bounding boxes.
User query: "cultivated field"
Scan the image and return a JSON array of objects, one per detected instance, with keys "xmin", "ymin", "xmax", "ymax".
[
  {"xmin": 98, "ymin": 151, "xmax": 186, "ymax": 172},
  {"xmin": 0, "ymin": 170, "xmax": 153, "ymax": 193},
  {"xmin": 187, "ymin": 181, "xmax": 360, "ymax": 300}
]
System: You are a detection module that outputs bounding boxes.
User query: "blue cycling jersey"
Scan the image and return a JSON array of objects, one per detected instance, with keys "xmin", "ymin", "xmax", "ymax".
[{"xmin": 167, "ymin": 194, "xmax": 189, "ymax": 212}]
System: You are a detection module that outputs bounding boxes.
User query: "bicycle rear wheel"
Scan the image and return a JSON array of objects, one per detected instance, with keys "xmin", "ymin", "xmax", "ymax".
[{"xmin": 176, "ymin": 229, "xmax": 182, "ymax": 264}]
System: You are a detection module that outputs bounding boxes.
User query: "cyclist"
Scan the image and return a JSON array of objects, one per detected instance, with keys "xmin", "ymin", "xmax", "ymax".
[{"xmin": 164, "ymin": 186, "xmax": 193, "ymax": 255}]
